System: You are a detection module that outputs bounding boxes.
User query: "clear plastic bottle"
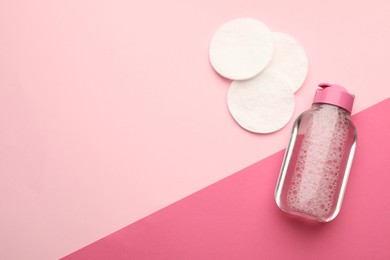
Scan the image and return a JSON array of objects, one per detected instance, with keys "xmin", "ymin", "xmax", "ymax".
[{"xmin": 275, "ymin": 83, "xmax": 357, "ymax": 222}]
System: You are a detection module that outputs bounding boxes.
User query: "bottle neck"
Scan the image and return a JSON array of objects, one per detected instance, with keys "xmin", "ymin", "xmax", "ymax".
[{"xmin": 312, "ymin": 103, "xmax": 351, "ymax": 117}]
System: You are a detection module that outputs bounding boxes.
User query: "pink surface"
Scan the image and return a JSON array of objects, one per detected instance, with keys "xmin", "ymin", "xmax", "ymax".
[
  {"xmin": 1, "ymin": 0, "xmax": 390, "ymax": 259},
  {"xmin": 63, "ymin": 98, "xmax": 390, "ymax": 259}
]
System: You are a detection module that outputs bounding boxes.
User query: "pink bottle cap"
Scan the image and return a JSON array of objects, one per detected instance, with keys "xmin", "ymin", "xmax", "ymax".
[{"xmin": 313, "ymin": 83, "xmax": 355, "ymax": 113}]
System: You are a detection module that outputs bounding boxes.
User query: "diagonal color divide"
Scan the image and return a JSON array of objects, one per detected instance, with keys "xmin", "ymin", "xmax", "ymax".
[{"xmin": 63, "ymin": 98, "xmax": 390, "ymax": 260}]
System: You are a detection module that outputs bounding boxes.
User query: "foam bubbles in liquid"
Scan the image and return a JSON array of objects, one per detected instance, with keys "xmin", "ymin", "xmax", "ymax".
[{"xmin": 287, "ymin": 105, "xmax": 350, "ymax": 218}]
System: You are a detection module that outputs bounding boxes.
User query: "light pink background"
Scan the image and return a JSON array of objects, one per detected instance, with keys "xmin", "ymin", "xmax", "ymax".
[{"xmin": 1, "ymin": 0, "xmax": 389, "ymax": 259}]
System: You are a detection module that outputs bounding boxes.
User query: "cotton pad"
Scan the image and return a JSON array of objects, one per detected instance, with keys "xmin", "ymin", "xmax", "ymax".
[
  {"xmin": 227, "ymin": 71, "xmax": 295, "ymax": 133},
  {"xmin": 266, "ymin": 32, "xmax": 308, "ymax": 93},
  {"xmin": 209, "ymin": 18, "xmax": 274, "ymax": 80}
]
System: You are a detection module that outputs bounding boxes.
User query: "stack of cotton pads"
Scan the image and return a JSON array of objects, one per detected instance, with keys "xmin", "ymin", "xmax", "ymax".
[{"xmin": 209, "ymin": 18, "xmax": 308, "ymax": 133}]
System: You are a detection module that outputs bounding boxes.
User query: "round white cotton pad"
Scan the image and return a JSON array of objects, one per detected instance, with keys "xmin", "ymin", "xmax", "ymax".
[
  {"xmin": 266, "ymin": 32, "xmax": 309, "ymax": 93},
  {"xmin": 227, "ymin": 71, "xmax": 295, "ymax": 133},
  {"xmin": 209, "ymin": 18, "xmax": 274, "ymax": 80}
]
